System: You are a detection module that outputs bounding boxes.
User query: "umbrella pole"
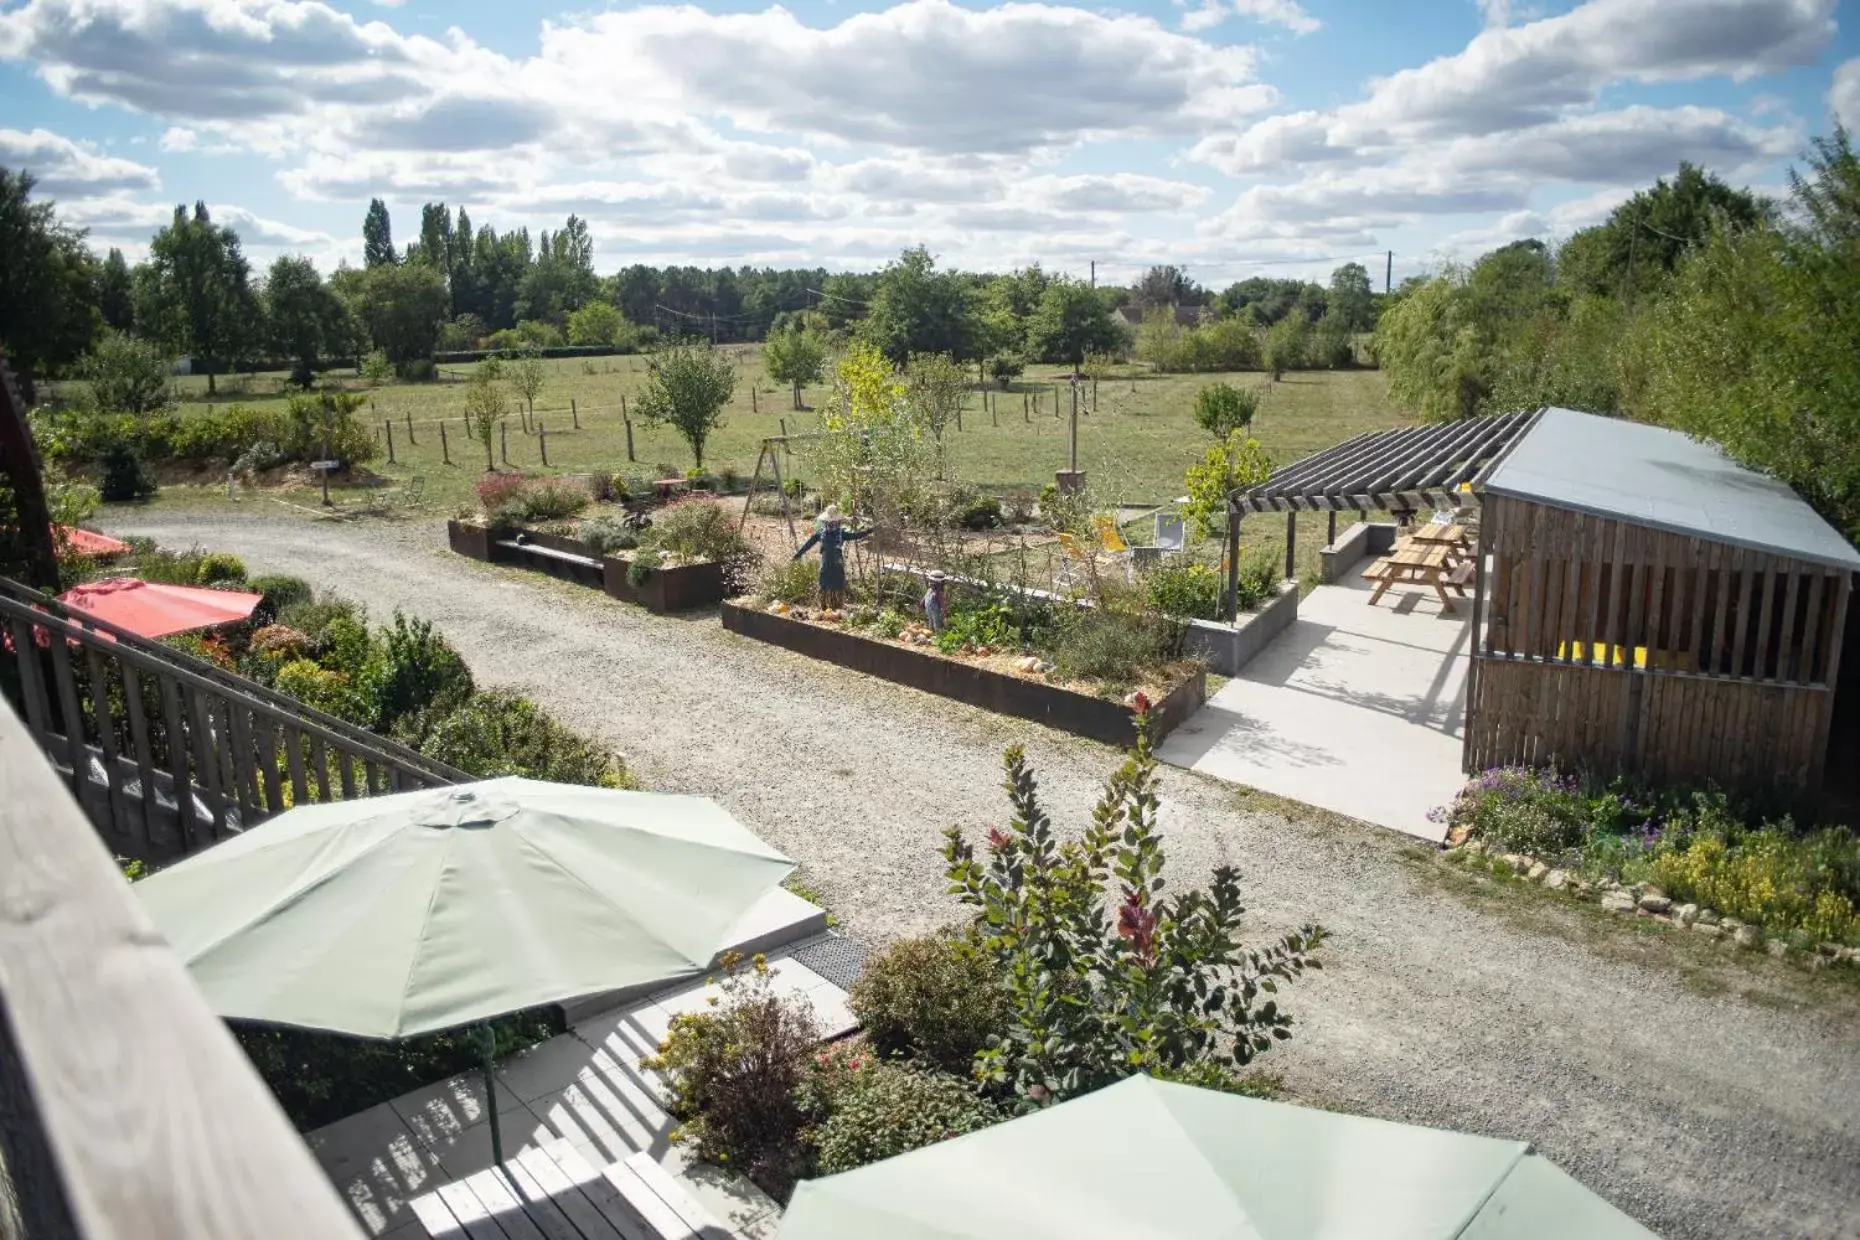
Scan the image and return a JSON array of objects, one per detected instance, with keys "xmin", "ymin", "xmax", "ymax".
[{"xmin": 474, "ymin": 1024, "xmax": 505, "ymax": 1166}]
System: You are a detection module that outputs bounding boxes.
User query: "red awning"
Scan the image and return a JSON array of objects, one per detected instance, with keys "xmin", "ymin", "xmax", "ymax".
[
  {"xmin": 56, "ymin": 577, "xmax": 262, "ymax": 639},
  {"xmin": 55, "ymin": 525, "xmax": 132, "ymax": 559}
]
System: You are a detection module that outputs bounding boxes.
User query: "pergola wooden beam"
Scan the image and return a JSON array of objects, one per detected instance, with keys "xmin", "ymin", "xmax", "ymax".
[{"xmin": 1230, "ymin": 409, "xmax": 1542, "ymax": 515}]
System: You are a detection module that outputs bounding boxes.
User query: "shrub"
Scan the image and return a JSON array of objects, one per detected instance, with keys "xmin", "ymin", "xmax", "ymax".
[
  {"xmin": 985, "ymin": 352, "xmax": 1025, "ymax": 388},
  {"xmin": 276, "ymin": 597, "xmax": 363, "ymax": 648},
  {"xmin": 98, "ymin": 439, "xmax": 157, "ymax": 501},
  {"xmin": 248, "ymin": 624, "xmax": 310, "ymax": 661},
  {"xmin": 80, "ymin": 333, "xmax": 174, "ymax": 414},
  {"xmin": 248, "ymin": 573, "xmax": 313, "ymax": 621},
  {"xmin": 193, "ymin": 551, "xmax": 247, "ymax": 586},
  {"xmin": 849, "ymin": 930, "xmax": 1009, "ymax": 1074},
  {"xmin": 943, "ymin": 721, "xmax": 1324, "ymax": 1106},
  {"xmin": 626, "ymin": 550, "xmax": 662, "ymax": 588},
  {"xmin": 1651, "ymin": 825, "xmax": 1860, "ymax": 945},
  {"xmin": 1050, "ymin": 605, "xmax": 1173, "ymax": 686},
  {"xmin": 935, "ymin": 598, "xmax": 1019, "ymax": 655},
  {"xmin": 1003, "ymin": 491, "xmax": 1037, "ymax": 525},
  {"xmin": 417, "ymin": 688, "xmax": 634, "ymax": 788},
  {"xmin": 1144, "ymin": 560, "xmax": 1224, "ymax": 621},
  {"xmin": 359, "ymin": 349, "xmax": 394, "ymax": 383},
  {"xmin": 762, "ymin": 557, "xmax": 817, "ymax": 604},
  {"xmin": 1441, "ymin": 767, "xmax": 1594, "ymax": 860},
  {"xmin": 1232, "ymin": 548, "xmax": 1284, "ymax": 611},
  {"xmin": 580, "ymin": 515, "xmax": 639, "ymax": 554},
  {"xmin": 809, "ymin": 1061, "xmax": 1000, "ymax": 1176},
  {"xmin": 273, "ymin": 658, "xmax": 372, "ymax": 724},
  {"xmin": 510, "ymin": 477, "xmax": 592, "ymax": 523},
  {"xmin": 955, "ymin": 493, "xmax": 1003, "ymax": 531},
  {"xmin": 641, "ymin": 955, "xmax": 818, "ymax": 1198},
  {"xmin": 475, "ymin": 472, "xmax": 529, "ymax": 514},
  {"xmin": 375, "ymin": 611, "xmax": 473, "ymax": 729},
  {"xmin": 647, "ymin": 500, "xmax": 756, "ymax": 591},
  {"xmin": 1193, "ymin": 383, "xmax": 1258, "ymax": 439}
]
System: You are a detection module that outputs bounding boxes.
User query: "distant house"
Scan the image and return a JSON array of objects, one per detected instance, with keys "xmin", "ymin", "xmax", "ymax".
[{"xmin": 1116, "ymin": 304, "xmax": 1204, "ymax": 330}]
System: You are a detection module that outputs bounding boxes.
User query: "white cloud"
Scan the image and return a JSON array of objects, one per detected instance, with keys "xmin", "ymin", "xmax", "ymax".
[
  {"xmin": 1180, "ymin": 0, "xmax": 1320, "ymax": 36},
  {"xmin": 1027, "ymin": 173, "xmax": 1211, "ymax": 213},
  {"xmin": 158, "ymin": 126, "xmax": 196, "ymax": 152},
  {"xmin": 0, "ymin": 127, "xmax": 159, "ymax": 194},
  {"xmin": 1831, "ymin": 58, "xmax": 1860, "ymax": 129},
  {"xmin": 1434, "ymin": 106, "xmax": 1801, "ymax": 182}
]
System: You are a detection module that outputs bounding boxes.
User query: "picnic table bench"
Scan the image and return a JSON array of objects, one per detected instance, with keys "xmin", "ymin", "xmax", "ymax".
[{"xmin": 1362, "ymin": 538, "xmax": 1472, "ymax": 611}]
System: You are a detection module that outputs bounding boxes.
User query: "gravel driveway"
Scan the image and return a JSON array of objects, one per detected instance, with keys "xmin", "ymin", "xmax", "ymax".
[{"xmin": 114, "ymin": 511, "xmax": 1860, "ymax": 1240}]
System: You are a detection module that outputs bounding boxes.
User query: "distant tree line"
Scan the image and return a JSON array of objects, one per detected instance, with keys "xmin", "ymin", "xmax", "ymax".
[{"xmin": 1375, "ymin": 133, "xmax": 1860, "ymax": 542}]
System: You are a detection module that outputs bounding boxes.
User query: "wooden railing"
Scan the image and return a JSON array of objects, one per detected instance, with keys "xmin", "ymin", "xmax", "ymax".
[
  {"xmin": 0, "ymin": 695, "xmax": 365, "ymax": 1239},
  {"xmin": 0, "ymin": 575, "xmax": 465, "ymax": 863}
]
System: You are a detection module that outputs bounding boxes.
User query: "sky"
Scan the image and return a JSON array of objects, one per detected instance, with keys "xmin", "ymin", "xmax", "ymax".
[{"xmin": 0, "ymin": 0, "xmax": 1855, "ymax": 289}]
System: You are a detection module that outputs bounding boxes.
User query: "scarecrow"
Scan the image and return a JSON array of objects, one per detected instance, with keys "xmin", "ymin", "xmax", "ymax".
[{"xmin": 793, "ymin": 504, "xmax": 873, "ymax": 610}]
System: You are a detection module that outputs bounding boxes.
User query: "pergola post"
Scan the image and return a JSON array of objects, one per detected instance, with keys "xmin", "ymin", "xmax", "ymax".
[
  {"xmin": 1225, "ymin": 509, "xmax": 1242, "ymax": 623},
  {"xmin": 1285, "ymin": 511, "xmax": 1297, "ymax": 581}
]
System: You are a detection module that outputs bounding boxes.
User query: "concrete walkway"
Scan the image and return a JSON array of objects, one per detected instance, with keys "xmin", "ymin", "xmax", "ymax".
[{"xmin": 1160, "ymin": 575, "xmax": 1469, "ymax": 841}]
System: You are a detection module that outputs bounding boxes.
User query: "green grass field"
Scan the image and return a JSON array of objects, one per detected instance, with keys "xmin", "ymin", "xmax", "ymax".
[{"xmin": 147, "ymin": 354, "xmax": 1403, "ymax": 573}]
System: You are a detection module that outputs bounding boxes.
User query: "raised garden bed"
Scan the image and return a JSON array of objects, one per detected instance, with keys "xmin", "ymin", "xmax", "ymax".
[
  {"xmin": 446, "ymin": 519, "xmax": 726, "ymax": 614},
  {"xmin": 721, "ymin": 600, "xmax": 1204, "ymax": 746}
]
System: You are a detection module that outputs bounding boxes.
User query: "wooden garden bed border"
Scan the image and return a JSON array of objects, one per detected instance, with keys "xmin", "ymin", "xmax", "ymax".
[
  {"xmin": 720, "ymin": 600, "xmax": 1205, "ymax": 746},
  {"xmin": 446, "ymin": 520, "xmax": 725, "ymax": 614}
]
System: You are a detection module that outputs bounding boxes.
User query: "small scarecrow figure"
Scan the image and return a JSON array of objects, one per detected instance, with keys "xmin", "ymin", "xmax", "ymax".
[
  {"xmin": 922, "ymin": 570, "xmax": 949, "ymax": 634},
  {"xmin": 793, "ymin": 504, "xmax": 872, "ymax": 609}
]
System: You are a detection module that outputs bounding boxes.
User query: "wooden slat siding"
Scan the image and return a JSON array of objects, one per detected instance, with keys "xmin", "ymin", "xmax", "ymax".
[
  {"xmin": 1687, "ymin": 540, "xmax": 1713, "ymax": 675},
  {"xmin": 309, "ymin": 735, "xmax": 332, "ymax": 804},
  {"xmin": 1812, "ymin": 575, "xmax": 1852, "ymax": 790},
  {"xmin": 1729, "ymin": 556, "xmax": 1755, "ymax": 679},
  {"xmin": 1643, "ymin": 534, "xmax": 1667, "ymax": 654},
  {"xmin": 0, "ymin": 699, "xmax": 368, "ymax": 1240},
  {"xmin": 159, "ymin": 677, "xmax": 195, "ymax": 849},
  {"xmin": 83, "ymin": 644, "xmax": 129, "ymax": 837},
  {"xmin": 1754, "ymin": 564, "xmax": 1779, "ymax": 681},
  {"xmin": 1801, "ymin": 572, "xmax": 1827, "ymax": 684},
  {"xmin": 1557, "ymin": 526, "xmax": 1583, "ymax": 663},
  {"xmin": 1708, "ymin": 549, "xmax": 1733, "ymax": 676},
  {"xmin": 1778, "ymin": 568, "xmax": 1803, "ymax": 683},
  {"xmin": 118, "ymin": 662, "xmax": 161, "ymax": 849},
  {"xmin": 1600, "ymin": 521, "xmax": 1627, "ymax": 668},
  {"xmin": 284, "ymin": 724, "xmax": 309, "ymax": 806},
  {"xmin": 1579, "ymin": 515, "xmax": 1606, "ymax": 668},
  {"xmin": 47, "ymin": 634, "xmax": 85, "ymax": 787},
  {"xmin": 185, "ymin": 687, "xmax": 228, "ymax": 838},
  {"xmin": 11, "ymin": 619, "xmax": 52, "ymax": 737},
  {"xmin": 1464, "ymin": 525, "xmax": 1490, "ymax": 771}
]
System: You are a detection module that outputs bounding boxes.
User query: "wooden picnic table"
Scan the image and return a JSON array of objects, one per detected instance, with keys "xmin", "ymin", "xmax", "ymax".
[
  {"xmin": 1363, "ymin": 540, "xmax": 1472, "ymax": 611},
  {"xmin": 1407, "ymin": 522, "xmax": 1468, "ymax": 548}
]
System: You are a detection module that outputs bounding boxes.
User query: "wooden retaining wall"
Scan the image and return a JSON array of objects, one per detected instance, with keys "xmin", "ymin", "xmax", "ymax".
[
  {"xmin": 722, "ymin": 602, "xmax": 1204, "ymax": 747},
  {"xmin": 1468, "ymin": 496, "xmax": 1851, "ymax": 801}
]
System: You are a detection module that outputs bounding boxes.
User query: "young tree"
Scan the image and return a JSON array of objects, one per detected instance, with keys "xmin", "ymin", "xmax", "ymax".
[
  {"xmin": 363, "ymin": 198, "xmax": 396, "ymax": 269},
  {"xmin": 763, "ymin": 322, "xmax": 828, "ymax": 409},
  {"xmin": 97, "ymin": 247, "xmax": 135, "ymax": 333},
  {"xmin": 1134, "ymin": 307, "xmax": 1182, "ymax": 372},
  {"xmin": 1264, "ymin": 310, "xmax": 1310, "ymax": 381},
  {"xmin": 1027, "ymin": 279, "xmax": 1121, "ymax": 373},
  {"xmin": 637, "ymin": 343, "xmax": 735, "ymax": 468},
  {"xmin": 143, "ymin": 202, "xmax": 254, "ymax": 395},
  {"xmin": 1182, "ymin": 432, "xmax": 1273, "ymax": 538},
  {"xmin": 463, "ymin": 366, "xmax": 508, "ymax": 471},
  {"xmin": 1327, "ymin": 262, "xmax": 1375, "ymax": 332},
  {"xmin": 79, "ymin": 332, "xmax": 173, "ymax": 414},
  {"xmin": 985, "ymin": 351, "xmax": 1025, "ymax": 388},
  {"xmin": 904, "ymin": 351, "xmax": 967, "ymax": 445},
  {"xmin": 264, "ymin": 255, "xmax": 350, "ymax": 385},
  {"xmin": 1193, "ymin": 382, "xmax": 1257, "ymax": 439},
  {"xmin": 1131, "ymin": 264, "xmax": 1205, "ymax": 311},
  {"xmin": 508, "ymin": 348, "xmax": 546, "ymax": 418},
  {"xmin": 0, "ymin": 168, "xmax": 100, "ymax": 399}
]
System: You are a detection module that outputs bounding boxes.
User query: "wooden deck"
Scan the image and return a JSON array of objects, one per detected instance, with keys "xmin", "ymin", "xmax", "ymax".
[{"xmin": 406, "ymin": 1145, "xmax": 729, "ymax": 1240}]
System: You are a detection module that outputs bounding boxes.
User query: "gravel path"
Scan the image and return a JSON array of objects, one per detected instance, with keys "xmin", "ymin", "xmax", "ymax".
[{"xmin": 115, "ymin": 511, "xmax": 1860, "ymax": 1240}]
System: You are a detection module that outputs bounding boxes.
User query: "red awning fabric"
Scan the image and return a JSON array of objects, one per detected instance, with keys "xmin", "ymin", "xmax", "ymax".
[
  {"xmin": 56, "ymin": 577, "xmax": 262, "ymax": 639},
  {"xmin": 55, "ymin": 525, "xmax": 132, "ymax": 559}
]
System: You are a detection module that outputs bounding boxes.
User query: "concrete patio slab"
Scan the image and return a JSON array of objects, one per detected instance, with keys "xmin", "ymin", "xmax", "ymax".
[{"xmin": 1160, "ymin": 574, "xmax": 1469, "ymax": 841}]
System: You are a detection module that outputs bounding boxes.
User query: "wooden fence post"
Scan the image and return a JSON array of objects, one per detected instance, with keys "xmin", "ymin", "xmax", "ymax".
[
  {"xmin": 385, "ymin": 422, "xmax": 396, "ymax": 465},
  {"xmin": 571, "ymin": 398, "xmax": 579, "ymax": 429},
  {"xmin": 539, "ymin": 421, "xmax": 548, "ymax": 467},
  {"xmin": 955, "ymin": 406, "xmax": 963, "ymax": 432},
  {"xmin": 440, "ymin": 422, "xmax": 450, "ymax": 466},
  {"xmin": 751, "ymin": 387, "xmax": 758, "ymax": 413},
  {"xmin": 1023, "ymin": 393, "xmax": 1029, "ymax": 422},
  {"xmin": 405, "ymin": 410, "xmax": 416, "ymax": 446},
  {"xmin": 500, "ymin": 421, "xmax": 508, "ymax": 465},
  {"xmin": 624, "ymin": 417, "xmax": 635, "ymax": 462}
]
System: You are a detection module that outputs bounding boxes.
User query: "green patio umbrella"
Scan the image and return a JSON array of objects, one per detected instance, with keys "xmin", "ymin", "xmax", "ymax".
[
  {"xmin": 137, "ymin": 776, "xmax": 795, "ymax": 1161},
  {"xmin": 779, "ymin": 1076, "xmax": 1658, "ymax": 1240}
]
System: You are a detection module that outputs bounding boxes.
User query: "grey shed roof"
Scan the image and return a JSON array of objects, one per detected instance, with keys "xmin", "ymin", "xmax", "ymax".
[{"xmin": 1484, "ymin": 407, "xmax": 1860, "ymax": 571}]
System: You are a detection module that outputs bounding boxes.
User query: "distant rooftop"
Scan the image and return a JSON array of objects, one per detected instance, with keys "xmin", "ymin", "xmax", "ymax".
[{"xmin": 1485, "ymin": 407, "xmax": 1860, "ymax": 571}]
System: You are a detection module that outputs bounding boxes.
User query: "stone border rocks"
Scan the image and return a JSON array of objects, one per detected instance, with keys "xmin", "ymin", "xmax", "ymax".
[{"xmin": 1445, "ymin": 834, "xmax": 1860, "ymax": 971}]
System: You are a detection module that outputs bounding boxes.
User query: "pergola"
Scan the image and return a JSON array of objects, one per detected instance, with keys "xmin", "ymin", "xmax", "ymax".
[{"xmin": 1222, "ymin": 409, "xmax": 1542, "ymax": 608}]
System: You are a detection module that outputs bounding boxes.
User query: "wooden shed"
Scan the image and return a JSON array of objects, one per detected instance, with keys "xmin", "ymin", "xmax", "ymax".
[{"xmin": 1468, "ymin": 407, "xmax": 1859, "ymax": 803}]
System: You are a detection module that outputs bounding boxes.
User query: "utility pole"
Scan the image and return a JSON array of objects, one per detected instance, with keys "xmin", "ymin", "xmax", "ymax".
[
  {"xmin": 1385, "ymin": 250, "xmax": 1393, "ymax": 295},
  {"xmin": 1089, "ymin": 260, "xmax": 1096, "ymax": 289}
]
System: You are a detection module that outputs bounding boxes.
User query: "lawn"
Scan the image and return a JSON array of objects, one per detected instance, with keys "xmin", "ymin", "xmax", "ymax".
[{"xmin": 149, "ymin": 354, "xmax": 1404, "ymax": 577}]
